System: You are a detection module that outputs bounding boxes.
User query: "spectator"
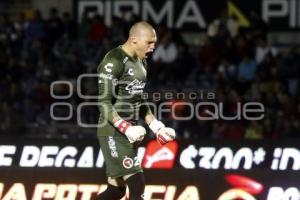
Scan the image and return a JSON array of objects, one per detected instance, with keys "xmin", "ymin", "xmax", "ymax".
[
  {"xmin": 248, "ymin": 10, "xmax": 268, "ymax": 38},
  {"xmin": 152, "ymin": 31, "xmax": 178, "ymax": 63},
  {"xmin": 151, "ymin": 31, "xmax": 178, "ymax": 83},
  {"xmin": 46, "ymin": 7, "xmax": 63, "ymax": 46},
  {"xmin": 244, "ymin": 121, "xmax": 263, "ymax": 139},
  {"xmin": 238, "ymin": 53, "xmax": 257, "ymax": 82},
  {"xmin": 25, "ymin": 10, "xmax": 46, "ymax": 40},
  {"xmin": 77, "ymin": 13, "xmax": 92, "ymax": 40},
  {"xmin": 88, "ymin": 15, "xmax": 107, "ymax": 43},
  {"xmin": 197, "ymin": 36, "xmax": 219, "ymax": 71},
  {"xmin": 255, "ymin": 36, "xmax": 278, "ymax": 64},
  {"xmin": 217, "ymin": 58, "xmax": 237, "ymax": 84},
  {"xmin": 61, "ymin": 12, "xmax": 76, "ymax": 40}
]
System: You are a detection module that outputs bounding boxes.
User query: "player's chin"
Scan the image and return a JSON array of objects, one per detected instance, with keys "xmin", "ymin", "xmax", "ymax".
[
  {"xmin": 139, "ymin": 54, "xmax": 147, "ymax": 59},
  {"xmin": 145, "ymin": 52, "xmax": 152, "ymax": 58}
]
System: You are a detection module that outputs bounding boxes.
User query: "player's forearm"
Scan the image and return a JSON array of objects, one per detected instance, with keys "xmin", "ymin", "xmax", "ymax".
[
  {"xmin": 140, "ymin": 99, "xmax": 154, "ymax": 124},
  {"xmin": 99, "ymin": 100, "xmax": 122, "ymax": 124},
  {"xmin": 145, "ymin": 113, "xmax": 155, "ymax": 125}
]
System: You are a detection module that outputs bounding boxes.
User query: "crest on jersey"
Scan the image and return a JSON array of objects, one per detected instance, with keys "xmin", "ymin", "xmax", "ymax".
[{"xmin": 123, "ymin": 157, "xmax": 134, "ymax": 169}]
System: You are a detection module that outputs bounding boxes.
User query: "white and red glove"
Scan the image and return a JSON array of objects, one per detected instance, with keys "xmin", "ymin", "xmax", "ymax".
[
  {"xmin": 114, "ymin": 119, "xmax": 146, "ymax": 143},
  {"xmin": 149, "ymin": 119, "xmax": 176, "ymax": 145}
]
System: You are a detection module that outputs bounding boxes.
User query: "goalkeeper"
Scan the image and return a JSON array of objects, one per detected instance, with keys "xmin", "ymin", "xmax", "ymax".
[{"xmin": 94, "ymin": 21, "xmax": 176, "ymax": 200}]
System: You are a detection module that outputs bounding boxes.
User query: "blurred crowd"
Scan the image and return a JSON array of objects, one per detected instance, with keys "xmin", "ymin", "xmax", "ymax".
[{"xmin": 0, "ymin": 8, "xmax": 299, "ymax": 139}]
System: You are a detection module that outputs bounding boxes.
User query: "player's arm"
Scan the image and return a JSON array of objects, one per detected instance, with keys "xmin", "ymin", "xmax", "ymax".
[
  {"xmin": 98, "ymin": 58, "xmax": 122, "ymax": 124},
  {"xmin": 98, "ymin": 57, "xmax": 145, "ymax": 143},
  {"xmin": 140, "ymin": 104, "xmax": 176, "ymax": 145}
]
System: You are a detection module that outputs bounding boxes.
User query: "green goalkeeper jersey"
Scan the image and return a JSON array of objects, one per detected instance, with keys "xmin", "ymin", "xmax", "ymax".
[{"xmin": 97, "ymin": 46, "xmax": 152, "ymax": 136}]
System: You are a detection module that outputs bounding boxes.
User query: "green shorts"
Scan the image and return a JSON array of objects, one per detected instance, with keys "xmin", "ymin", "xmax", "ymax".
[{"xmin": 98, "ymin": 133, "xmax": 143, "ymax": 178}]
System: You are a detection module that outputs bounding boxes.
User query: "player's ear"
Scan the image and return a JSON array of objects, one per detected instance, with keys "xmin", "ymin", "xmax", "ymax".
[{"xmin": 131, "ymin": 36, "xmax": 138, "ymax": 44}]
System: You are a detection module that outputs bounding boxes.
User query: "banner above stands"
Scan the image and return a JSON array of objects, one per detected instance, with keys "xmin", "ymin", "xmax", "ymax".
[
  {"xmin": 0, "ymin": 137, "xmax": 300, "ymax": 199},
  {"xmin": 75, "ymin": 0, "xmax": 300, "ymax": 31}
]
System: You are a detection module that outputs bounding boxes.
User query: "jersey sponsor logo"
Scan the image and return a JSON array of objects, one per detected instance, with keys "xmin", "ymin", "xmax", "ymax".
[
  {"xmin": 128, "ymin": 68, "xmax": 134, "ymax": 76},
  {"xmin": 142, "ymin": 140, "xmax": 178, "ymax": 168},
  {"xmin": 125, "ymin": 79, "xmax": 146, "ymax": 95},
  {"xmin": 99, "ymin": 73, "xmax": 113, "ymax": 80},
  {"xmin": 122, "ymin": 157, "xmax": 134, "ymax": 169},
  {"xmin": 104, "ymin": 63, "xmax": 113, "ymax": 73},
  {"xmin": 108, "ymin": 136, "xmax": 118, "ymax": 158}
]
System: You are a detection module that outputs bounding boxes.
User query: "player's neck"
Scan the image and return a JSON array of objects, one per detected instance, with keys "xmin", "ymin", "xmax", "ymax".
[{"xmin": 121, "ymin": 43, "xmax": 138, "ymax": 60}]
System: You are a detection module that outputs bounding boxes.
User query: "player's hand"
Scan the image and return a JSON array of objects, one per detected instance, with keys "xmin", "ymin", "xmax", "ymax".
[
  {"xmin": 155, "ymin": 127, "xmax": 176, "ymax": 145},
  {"xmin": 125, "ymin": 125, "xmax": 146, "ymax": 143},
  {"xmin": 114, "ymin": 119, "xmax": 146, "ymax": 143},
  {"xmin": 149, "ymin": 119, "xmax": 176, "ymax": 145}
]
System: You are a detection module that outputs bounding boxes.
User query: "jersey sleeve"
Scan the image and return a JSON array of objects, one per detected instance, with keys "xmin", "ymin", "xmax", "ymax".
[{"xmin": 98, "ymin": 56, "xmax": 124, "ymax": 125}]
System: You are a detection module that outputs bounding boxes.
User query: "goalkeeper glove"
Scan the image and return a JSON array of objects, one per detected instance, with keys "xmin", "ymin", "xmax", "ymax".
[
  {"xmin": 114, "ymin": 119, "xmax": 146, "ymax": 143},
  {"xmin": 149, "ymin": 119, "xmax": 176, "ymax": 145}
]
